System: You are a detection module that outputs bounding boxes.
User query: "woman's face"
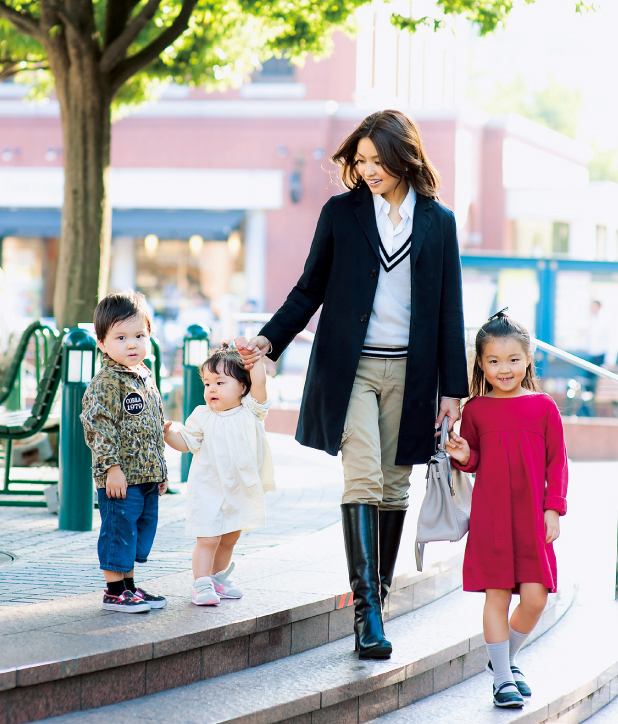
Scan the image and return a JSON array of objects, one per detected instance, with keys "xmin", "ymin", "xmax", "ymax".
[{"xmin": 355, "ymin": 137, "xmax": 402, "ymax": 198}]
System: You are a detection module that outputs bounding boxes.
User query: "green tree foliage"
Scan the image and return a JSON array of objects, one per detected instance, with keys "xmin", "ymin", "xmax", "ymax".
[
  {"xmin": 473, "ymin": 74, "xmax": 583, "ymax": 139},
  {"xmin": 392, "ymin": 0, "xmax": 598, "ymax": 35},
  {"xmin": 589, "ymin": 144, "xmax": 618, "ymax": 183}
]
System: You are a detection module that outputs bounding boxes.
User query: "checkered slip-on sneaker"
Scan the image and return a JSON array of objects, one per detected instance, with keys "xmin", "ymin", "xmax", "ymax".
[
  {"xmin": 212, "ymin": 563, "xmax": 244, "ymax": 599},
  {"xmin": 133, "ymin": 587, "xmax": 167, "ymax": 609},
  {"xmin": 103, "ymin": 589, "xmax": 151, "ymax": 613},
  {"xmin": 192, "ymin": 576, "xmax": 220, "ymax": 606}
]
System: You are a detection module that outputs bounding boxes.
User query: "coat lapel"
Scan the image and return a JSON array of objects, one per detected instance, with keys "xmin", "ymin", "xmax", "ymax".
[
  {"xmin": 353, "ymin": 185, "xmax": 381, "ymax": 260},
  {"xmin": 354, "ymin": 186, "xmax": 435, "ymax": 265},
  {"xmin": 409, "ymin": 194, "xmax": 433, "ymax": 269}
]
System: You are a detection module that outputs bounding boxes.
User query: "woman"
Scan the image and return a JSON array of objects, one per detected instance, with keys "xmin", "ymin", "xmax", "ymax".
[{"xmin": 238, "ymin": 110, "xmax": 469, "ymax": 659}]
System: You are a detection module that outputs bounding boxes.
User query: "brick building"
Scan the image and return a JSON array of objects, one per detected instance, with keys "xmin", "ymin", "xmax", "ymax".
[{"xmin": 0, "ymin": 1, "xmax": 615, "ymax": 354}]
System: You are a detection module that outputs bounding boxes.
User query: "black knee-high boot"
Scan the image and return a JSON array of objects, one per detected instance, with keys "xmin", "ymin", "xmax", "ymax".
[
  {"xmin": 341, "ymin": 503, "xmax": 392, "ymax": 659},
  {"xmin": 378, "ymin": 509, "xmax": 407, "ymax": 608}
]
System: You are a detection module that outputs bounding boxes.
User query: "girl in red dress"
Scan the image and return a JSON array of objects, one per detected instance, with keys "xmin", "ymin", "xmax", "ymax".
[{"xmin": 446, "ymin": 310, "xmax": 568, "ymax": 709}]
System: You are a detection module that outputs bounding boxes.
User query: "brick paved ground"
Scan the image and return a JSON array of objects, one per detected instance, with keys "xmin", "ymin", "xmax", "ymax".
[{"xmin": 0, "ymin": 434, "xmax": 345, "ymax": 606}]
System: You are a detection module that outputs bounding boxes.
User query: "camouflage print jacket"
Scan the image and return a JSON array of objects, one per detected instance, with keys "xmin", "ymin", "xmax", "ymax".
[{"xmin": 80, "ymin": 355, "xmax": 168, "ymax": 489}]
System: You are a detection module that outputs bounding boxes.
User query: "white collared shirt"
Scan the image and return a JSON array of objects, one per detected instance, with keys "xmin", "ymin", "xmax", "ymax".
[
  {"xmin": 362, "ymin": 188, "xmax": 415, "ymax": 359},
  {"xmin": 373, "ymin": 187, "xmax": 416, "ymax": 256}
]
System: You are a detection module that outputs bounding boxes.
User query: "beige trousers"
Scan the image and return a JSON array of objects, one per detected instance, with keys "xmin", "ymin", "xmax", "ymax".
[{"xmin": 340, "ymin": 357, "xmax": 412, "ymax": 510}]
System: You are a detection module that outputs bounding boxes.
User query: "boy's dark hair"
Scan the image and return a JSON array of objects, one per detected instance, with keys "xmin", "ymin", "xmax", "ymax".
[
  {"xmin": 469, "ymin": 308, "xmax": 540, "ymax": 399},
  {"xmin": 200, "ymin": 342, "xmax": 251, "ymax": 397},
  {"xmin": 94, "ymin": 290, "xmax": 152, "ymax": 342}
]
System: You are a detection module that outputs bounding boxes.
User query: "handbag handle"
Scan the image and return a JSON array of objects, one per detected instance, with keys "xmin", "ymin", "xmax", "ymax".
[{"xmin": 438, "ymin": 415, "xmax": 450, "ymax": 453}]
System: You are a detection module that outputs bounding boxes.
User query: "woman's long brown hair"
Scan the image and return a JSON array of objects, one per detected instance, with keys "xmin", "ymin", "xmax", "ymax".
[
  {"xmin": 469, "ymin": 310, "xmax": 541, "ymax": 400},
  {"xmin": 331, "ymin": 110, "xmax": 441, "ymax": 199}
]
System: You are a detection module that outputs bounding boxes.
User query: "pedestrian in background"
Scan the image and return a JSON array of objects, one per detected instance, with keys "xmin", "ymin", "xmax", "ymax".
[
  {"xmin": 447, "ymin": 311, "xmax": 568, "ymax": 709},
  {"xmin": 581, "ymin": 299, "xmax": 613, "ymax": 415},
  {"xmin": 237, "ymin": 110, "xmax": 468, "ymax": 660}
]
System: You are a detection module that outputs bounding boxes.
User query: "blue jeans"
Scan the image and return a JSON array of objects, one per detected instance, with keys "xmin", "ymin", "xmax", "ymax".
[{"xmin": 97, "ymin": 483, "xmax": 159, "ymax": 573}]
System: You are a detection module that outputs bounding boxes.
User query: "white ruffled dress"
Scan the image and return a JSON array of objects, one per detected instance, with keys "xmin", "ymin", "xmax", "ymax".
[{"xmin": 179, "ymin": 394, "xmax": 275, "ymax": 537}]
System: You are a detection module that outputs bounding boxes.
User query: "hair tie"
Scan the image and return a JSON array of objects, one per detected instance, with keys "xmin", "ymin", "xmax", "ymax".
[{"xmin": 488, "ymin": 307, "xmax": 509, "ymax": 322}]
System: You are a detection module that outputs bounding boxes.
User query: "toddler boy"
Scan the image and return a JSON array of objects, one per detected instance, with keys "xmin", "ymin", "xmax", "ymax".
[{"xmin": 81, "ymin": 291, "xmax": 168, "ymax": 613}]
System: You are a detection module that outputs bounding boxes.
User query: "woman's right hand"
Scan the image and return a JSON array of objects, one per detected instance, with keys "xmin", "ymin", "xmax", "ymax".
[
  {"xmin": 236, "ymin": 335, "xmax": 271, "ymax": 369},
  {"xmin": 444, "ymin": 432, "xmax": 471, "ymax": 466}
]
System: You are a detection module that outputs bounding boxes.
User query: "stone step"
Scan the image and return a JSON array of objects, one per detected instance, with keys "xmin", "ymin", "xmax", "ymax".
[
  {"xmin": 367, "ymin": 599, "xmax": 618, "ymax": 724},
  {"xmin": 0, "ymin": 518, "xmax": 466, "ymax": 724},
  {"xmin": 34, "ymin": 581, "xmax": 575, "ymax": 724},
  {"xmin": 586, "ymin": 691, "xmax": 618, "ymax": 723}
]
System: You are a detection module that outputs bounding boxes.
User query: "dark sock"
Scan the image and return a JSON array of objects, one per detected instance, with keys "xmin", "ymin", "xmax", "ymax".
[
  {"xmin": 124, "ymin": 577, "xmax": 136, "ymax": 593},
  {"xmin": 107, "ymin": 579, "xmax": 126, "ymax": 596}
]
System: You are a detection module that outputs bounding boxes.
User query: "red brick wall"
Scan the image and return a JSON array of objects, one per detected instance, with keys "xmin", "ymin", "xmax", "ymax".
[
  {"xmin": 480, "ymin": 125, "xmax": 506, "ymax": 250},
  {"xmin": 0, "ymin": 117, "xmax": 63, "ymax": 167}
]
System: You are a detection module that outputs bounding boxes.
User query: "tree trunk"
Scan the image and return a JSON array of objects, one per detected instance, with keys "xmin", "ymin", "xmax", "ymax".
[{"xmin": 53, "ymin": 58, "xmax": 112, "ymax": 329}]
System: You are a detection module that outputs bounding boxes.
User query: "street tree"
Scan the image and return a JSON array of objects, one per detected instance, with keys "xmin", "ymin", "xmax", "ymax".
[
  {"xmin": 0, "ymin": 0, "xmax": 600, "ymax": 326},
  {"xmin": 473, "ymin": 74, "xmax": 584, "ymax": 139}
]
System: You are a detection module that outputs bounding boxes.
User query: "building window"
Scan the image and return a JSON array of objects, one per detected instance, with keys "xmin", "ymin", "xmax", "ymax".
[
  {"xmin": 551, "ymin": 222, "xmax": 570, "ymax": 255},
  {"xmin": 596, "ymin": 225, "xmax": 607, "ymax": 260},
  {"xmin": 252, "ymin": 57, "xmax": 295, "ymax": 83}
]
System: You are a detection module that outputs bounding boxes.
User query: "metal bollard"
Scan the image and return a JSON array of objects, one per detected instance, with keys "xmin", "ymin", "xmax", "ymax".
[
  {"xmin": 181, "ymin": 325, "xmax": 210, "ymax": 482},
  {"xmin": 58, "ymin": 328, "xmax": 96, "ymax": 531}
]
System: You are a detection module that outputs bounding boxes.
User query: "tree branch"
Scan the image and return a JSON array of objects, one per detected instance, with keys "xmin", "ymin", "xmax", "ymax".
[
  {"xmin": 0, "ymin": 61, "xmax": 18, "ymax": 81},
  {"xmin": 0, "ymin": 60, "xmax": 48, "ymax": 81},
  {"xmin": 109, "ymin": 0, "xmax": 197, "ymax": 93},
  {"xmin": 38, "ymin": 1, "xmax": 70, "ymax": 102},
  {"xmin": 104, "ymin": 0, "xmax": 136, "ymax": 49},
  {"xmin": 0, "ymin": 1, "xmax": 41, "ymax": 39},
  {"xmin": 100, "ymin": 0, "xmax": 161, "ymax": 73}
]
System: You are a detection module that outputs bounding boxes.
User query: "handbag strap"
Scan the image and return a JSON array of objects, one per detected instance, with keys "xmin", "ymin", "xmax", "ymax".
[{"xmin": 437, "ymin": 415, "xmax": 450, "ymax": 453}]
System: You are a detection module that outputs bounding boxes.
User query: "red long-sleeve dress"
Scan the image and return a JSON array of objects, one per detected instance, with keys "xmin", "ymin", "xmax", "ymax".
[{"xmin": 453, "ymin": 393, "xmax": 568, "ymax": 594}]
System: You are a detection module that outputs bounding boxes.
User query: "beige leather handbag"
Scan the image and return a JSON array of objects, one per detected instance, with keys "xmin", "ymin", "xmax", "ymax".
[{"xmin": 415, "ymin": 416, "xmax": 473, "ymax": 571}]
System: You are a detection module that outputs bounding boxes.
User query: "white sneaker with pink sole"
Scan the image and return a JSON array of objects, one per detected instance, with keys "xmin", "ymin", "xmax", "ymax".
[
  {"xmin": 212, "ymin": 563, "xmax": 243, "ymax": 599},
  {"xmin": 192, "ymin": 576, "xmax": 220, "ymax": 606}
]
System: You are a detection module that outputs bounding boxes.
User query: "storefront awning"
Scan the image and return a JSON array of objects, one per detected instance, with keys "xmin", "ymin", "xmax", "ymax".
[{"xmin": 0, "ymin": 208, "xmax": 244, "ymax": 240}]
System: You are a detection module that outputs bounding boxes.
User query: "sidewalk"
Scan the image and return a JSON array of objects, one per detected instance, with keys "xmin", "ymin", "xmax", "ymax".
[
  {"xmin": 2, "ymin": 447, "xmax": 617, "ymax": 608},
  {"xmin": 0, "ymin": 433, "xmax": 345, "ymax": 606},
  {"xmin": 3, "ymin": 457, "xmax": 614, "ymax": 724},
  {"xmin": 1, "ymin": 442, "xmax": 617, "ymax": 724}
]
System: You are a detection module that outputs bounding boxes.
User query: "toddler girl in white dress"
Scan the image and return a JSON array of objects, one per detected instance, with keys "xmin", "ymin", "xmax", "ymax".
[{"xmin": 164, "ymin": 340, "xmax": 274, "ymax": 605}]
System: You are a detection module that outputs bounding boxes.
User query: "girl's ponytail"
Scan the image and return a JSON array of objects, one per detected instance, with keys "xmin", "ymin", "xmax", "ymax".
[{"xmin": 469, "ymin": 309, "xmax": 541, "ymax": 399}]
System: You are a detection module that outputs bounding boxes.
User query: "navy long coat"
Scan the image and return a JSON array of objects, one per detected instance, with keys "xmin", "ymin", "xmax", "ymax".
[{"xmin": 260, "ymin": 184, "xmax": 469, "ymax": 465}]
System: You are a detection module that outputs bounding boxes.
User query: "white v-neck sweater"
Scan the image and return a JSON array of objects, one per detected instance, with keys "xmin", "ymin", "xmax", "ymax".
[{"xmin": 361, "ymin": 188, "xmax": 415, "ymax": 359}]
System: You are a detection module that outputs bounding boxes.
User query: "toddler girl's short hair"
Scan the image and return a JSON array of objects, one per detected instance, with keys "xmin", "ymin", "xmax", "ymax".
[
  {"xmin": 94, "ymin": 290, "xmax": 152, "ymax": 342},
  {"xmin": 200, "ymin": 343, "xmax": 251, "ymax": 397},
  {"xmin": 469, "ymin": 309, "xmax": 541, "ymax": 399}
]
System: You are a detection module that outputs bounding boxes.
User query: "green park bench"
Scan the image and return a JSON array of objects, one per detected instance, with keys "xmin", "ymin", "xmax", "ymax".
[
  {"xmin": 0, "ymin": 321, "xmax": 58, "ymax": 410},
  {"xmin": 0, "ymin": 331, "xmax": 65, "ymax": 505},
  {"xmin": 0, "ymin": 328, "xmax": 163, "ymax": 507}
]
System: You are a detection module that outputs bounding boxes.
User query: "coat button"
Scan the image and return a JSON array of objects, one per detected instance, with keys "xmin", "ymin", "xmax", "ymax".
[
  {"xmin": 369, "ymin": 269, "xmax": 378, "ymax": 278},
  {"xmin": 360, "ymin": 314, "xmax": 368, "ymax": 322}
]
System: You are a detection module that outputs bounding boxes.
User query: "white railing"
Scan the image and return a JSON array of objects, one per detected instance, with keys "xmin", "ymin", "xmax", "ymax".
[
  {"xmin": 532, "ymin": 338, "xmax": 618, "ymax": 385},
  {"xmin": 230, "ymin": 313, "xmax": 315, "ymax": 344}
]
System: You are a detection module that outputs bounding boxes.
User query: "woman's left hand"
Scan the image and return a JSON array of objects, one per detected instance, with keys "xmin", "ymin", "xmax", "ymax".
[{"xmin": 435, "ymin": 398, "xmax": 461, "ymax": 435}]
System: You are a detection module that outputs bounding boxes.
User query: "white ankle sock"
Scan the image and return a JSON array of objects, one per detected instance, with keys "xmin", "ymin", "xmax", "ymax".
[
  {"xmin": 508, "ymin": 625, "xmax": 529, "ymax": 666},
  {"xmin": 486, "ymin": 640, "xmax": 517, "ymax": 690}
]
